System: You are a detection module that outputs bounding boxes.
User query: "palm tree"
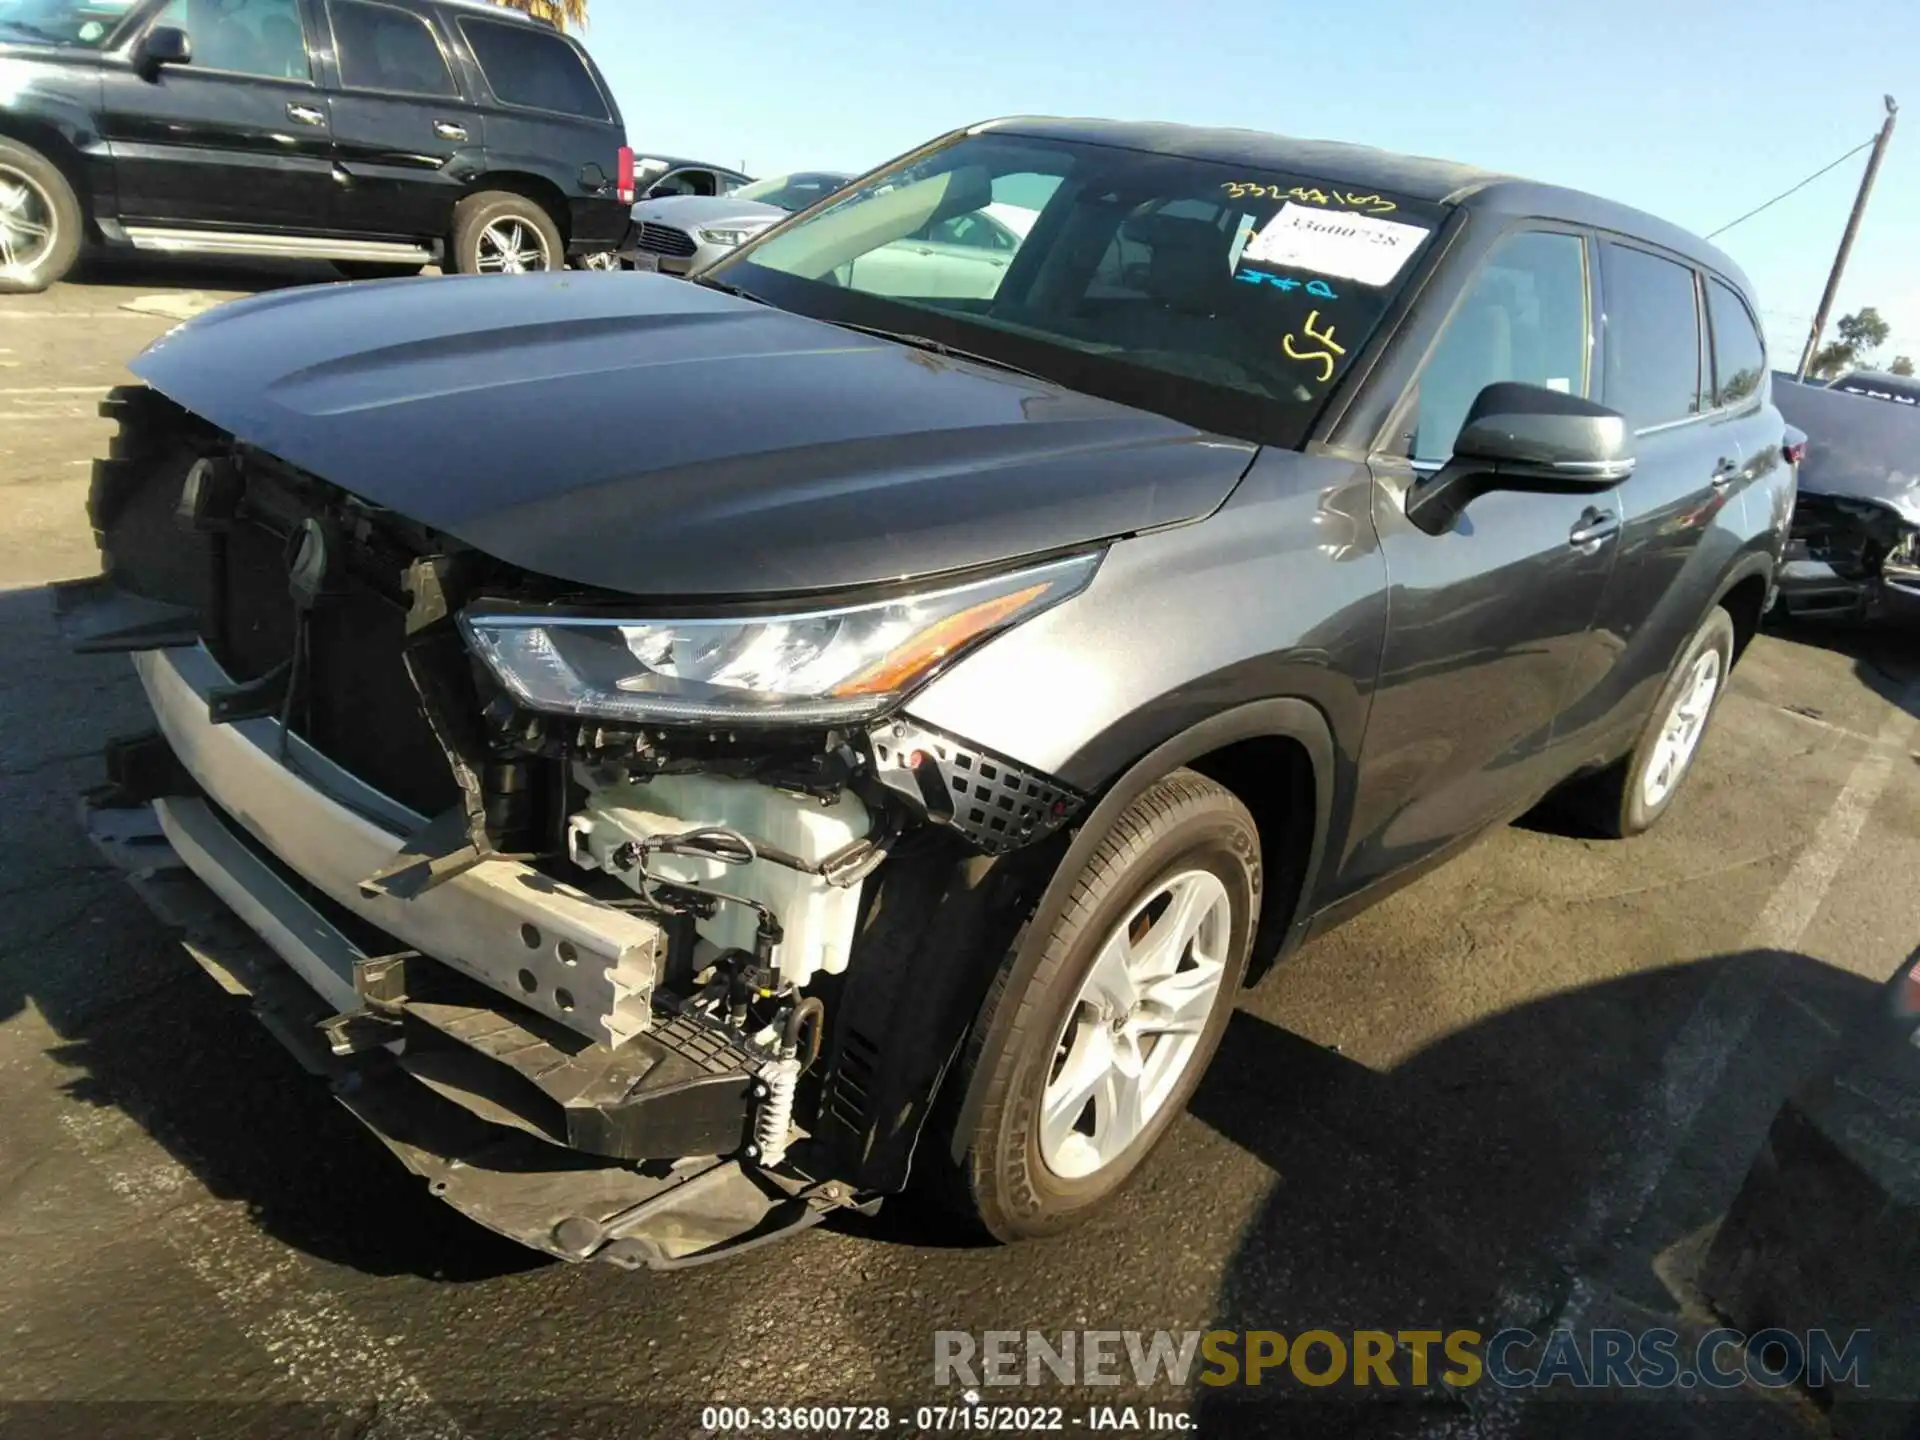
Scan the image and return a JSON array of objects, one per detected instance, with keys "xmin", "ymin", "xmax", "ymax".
[{"xmin": 490, "ymin": 0, "xmax": 588, "ymax": 29}]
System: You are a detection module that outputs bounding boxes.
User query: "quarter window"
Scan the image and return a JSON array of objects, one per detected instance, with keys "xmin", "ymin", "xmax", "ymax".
[
  {"xmin": 1600, "ymin": 243, "xmax": 1703, "ymax": 430},
  {"xmin": 1706, "ymin": 278, "xmax": 1765, "ymax": 408},
  {"xmin": 459, "ymin": 17, "xmax": 608, "ymax": 120},
  {"xmin": 330, "ymin": 0, "xmax": 455, "ymax": 97},
  {"xmin": 151, "ymin": 0, "xmax": 309, "ymax": 80},
  {"xmin": 1412, "ymin": 230, "xmax": 1589, "ymax": 463}
]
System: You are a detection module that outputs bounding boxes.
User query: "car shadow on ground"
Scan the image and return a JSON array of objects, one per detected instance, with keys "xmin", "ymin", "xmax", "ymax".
[
  {"xmin": 1189, "ymin": 949, "xmax": 1902, "ymax": 1439},
  {"xmin": 62, "ymin": 252, "xmax": 350, "ymax": 297}
]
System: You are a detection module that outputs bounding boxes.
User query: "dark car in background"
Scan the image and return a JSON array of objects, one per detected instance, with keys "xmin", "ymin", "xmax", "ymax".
[
  {"xmin": 0, "ymin": 0, "xmax": 632, "ymax": 290},
  {"xmin": 1773, "ymin": 372, "xmax": 1920, "ymax": 618},
  {"xmin": 68, "ymin": 118, "xmax": 1790, "ymax": 1266}
]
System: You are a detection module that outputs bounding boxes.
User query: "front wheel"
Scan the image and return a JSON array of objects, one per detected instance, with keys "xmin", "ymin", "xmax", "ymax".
[
  {"xmin": 449, "ymin": 191, "xmax": 563, "ymax": 275},
  {"xmin": 932, "ymin": 770, "xmax": 1260, "ymax": 1241},
  {"xmin": 0, "ymin": 138, "xmax": 83, "ymax": 294}
]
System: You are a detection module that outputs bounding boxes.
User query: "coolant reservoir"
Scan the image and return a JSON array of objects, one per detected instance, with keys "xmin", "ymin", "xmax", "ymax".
[{"xmin": 569, "ymin": 771, "xmax": 869, "ymax": 989}]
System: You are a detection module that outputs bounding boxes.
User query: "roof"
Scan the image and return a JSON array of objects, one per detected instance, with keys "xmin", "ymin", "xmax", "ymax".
[
  {"xmin": 978, "ymin": 116, "xmax": 1755, "ymax": 297},
  {"xmin": 1833, "ymin": 369, "xmax": 1920, "ymax": 398},
  {"xmin": 436, "ymin": 0, "xmax": 550, "ymax": 25}
]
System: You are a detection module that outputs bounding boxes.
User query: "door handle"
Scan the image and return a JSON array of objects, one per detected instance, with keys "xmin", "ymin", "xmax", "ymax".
[
  {"xmin": 1569, "ymin": 508, "xmax": 1621, "ymax": 551},
  {"xmin": 1710, "ymin": 458, "xmax": 1740, "ymax": 488},
  {"xmin": 286, "ymin": 103, "xmax": 325, "ymax": 126},
  {"xmin": 433, "ymin": 120, "xmax": 468, "ymax": 142}
]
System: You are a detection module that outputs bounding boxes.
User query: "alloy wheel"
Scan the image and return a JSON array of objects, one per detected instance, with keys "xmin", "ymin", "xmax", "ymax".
[
  {"xmin": 1642, "ymin": 649, "xmax": 1722, "ymax": 808},
  {"xmin": 1039, "ymin": 868, "xmax": 1232, "ymax": 1180},
  {"xmin": 0, "ymin": 165, "xmax": 57, "ymax": 280},
  {"xmin": 475, "ymin": 218, "xmax": 552, "ymax": 274}
]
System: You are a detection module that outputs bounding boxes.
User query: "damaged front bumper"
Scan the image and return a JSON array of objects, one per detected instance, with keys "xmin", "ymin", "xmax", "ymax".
[{"xmin": 89, "ymin": 643, "xmax": 852, "ymax": 1267}]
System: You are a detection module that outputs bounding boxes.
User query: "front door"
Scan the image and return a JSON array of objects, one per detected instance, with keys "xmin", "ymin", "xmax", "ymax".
[
  {"xmin": 320, "ymin": 0, "xmax": 481, "ymax": 242},
  {"xmin": 1337, "ymin": 225, "xmax": 1622, "ymax": 898},
  {"xmin": 100, "ymin": 0, "xmax": 334, "ymax": 231}
]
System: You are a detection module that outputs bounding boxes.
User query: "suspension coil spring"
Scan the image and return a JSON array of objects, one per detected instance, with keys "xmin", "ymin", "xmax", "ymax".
[{"xmin": 753, "ymin": 1056, "xmax": 802, "ymax": 1167}]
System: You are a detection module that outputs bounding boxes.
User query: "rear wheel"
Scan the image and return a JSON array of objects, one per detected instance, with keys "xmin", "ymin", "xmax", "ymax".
[
  {"xmin": 930, "ymin": 770, "xmax": 1260, "ymax": 1240},
  {"xmin": 450, "ymin": 191, "xmax": 563, "ymax": 275},
  {"xmin": 1564, "ymin": 606, "xmax": 1736, "ymax": 838},
  {"xmin": 0, "ymin": 138, "xmax": 83, "ymax": 294}
]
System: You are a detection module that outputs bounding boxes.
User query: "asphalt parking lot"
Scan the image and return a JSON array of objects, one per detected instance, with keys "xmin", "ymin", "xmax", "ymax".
[{"xmin": 3, "ymin": 258, "xmax": 1919, "ymax": 1440}]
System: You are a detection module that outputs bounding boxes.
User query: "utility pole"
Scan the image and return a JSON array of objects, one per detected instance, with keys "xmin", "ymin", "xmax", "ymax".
[{"xmin": 1798, "ymin": 95, "xmax": 1898, "ymax": 379}]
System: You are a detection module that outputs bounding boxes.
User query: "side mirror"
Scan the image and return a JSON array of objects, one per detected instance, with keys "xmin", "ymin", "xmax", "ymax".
[
  {"xmin": 1407, "ymin": 382, "xmax": 1635, "ymax": 536},
  {"xmin": 136, "ymin": 25, "xmax": 192, "ymax": 74}
]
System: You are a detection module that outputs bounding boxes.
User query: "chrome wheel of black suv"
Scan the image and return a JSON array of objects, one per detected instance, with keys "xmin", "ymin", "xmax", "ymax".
[
  {"xmin": 0, "ymin": 139, "xmax": 81, "ymax": 294},
  {"xmin": 454, "ymin": 191, "xmax": 563, "ymax": 275}
]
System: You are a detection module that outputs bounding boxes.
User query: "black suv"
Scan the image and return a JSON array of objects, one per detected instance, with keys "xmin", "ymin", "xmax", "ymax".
[
  {"xmin": 68, "ymin": 118, "xmax": 1792, "ymax": 1267},
  {"xmin": 0, "ymin": 0, "xmax": 632, "ymax": 291}
]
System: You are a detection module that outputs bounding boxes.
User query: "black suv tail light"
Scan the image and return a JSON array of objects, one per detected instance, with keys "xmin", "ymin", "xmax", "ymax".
[{"xmin": 617, "ymin": 146, "xmax": 636, "ymax": 205}]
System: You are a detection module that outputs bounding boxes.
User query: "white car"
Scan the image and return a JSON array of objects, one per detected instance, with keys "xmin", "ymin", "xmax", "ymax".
[
  {"xmin": 842, "ymin": 203, "xmax": 1038, "ymax": 300},
  {"xmin": 624, "ymin": 172, "xmax": 852, "ymax": 276}
]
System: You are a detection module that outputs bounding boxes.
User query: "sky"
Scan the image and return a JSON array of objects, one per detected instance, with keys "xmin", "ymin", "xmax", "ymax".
[{"xmin": 576, "ymin": 0, "xmax": 1918, "ymax": 372}]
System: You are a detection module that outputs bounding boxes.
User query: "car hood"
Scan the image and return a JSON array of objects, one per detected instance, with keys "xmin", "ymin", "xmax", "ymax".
[
  {"xmin": 629, "ymin": 195, "xmax": 785, "ymax": 231},
  {"xmin": 1775, "ymin": 377, "xmax": 1920, "ymax": 526},
  {"xmin": 130, "ymin": 272, "xmax": 1257, "ymax": 596}
]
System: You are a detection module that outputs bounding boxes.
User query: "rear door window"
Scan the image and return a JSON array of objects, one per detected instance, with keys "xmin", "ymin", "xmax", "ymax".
[
  {"xmin": 1600, "ymin": 242, "xmax": 1703, "ymax": 430},
  {"xmin": 329, "ymin": 0, "xmax": 456, "ymax": 96},
  {"xmin": 1704, "ymin": 277, "xmax": 1765, "ymax": 408},
  {"xmin": 458, "ymin": 16, "xmax": 607, "ymax": 119},
  {"xmin": 1411, "ymin": 229, "xmax": 1590, "ymax": 463}
]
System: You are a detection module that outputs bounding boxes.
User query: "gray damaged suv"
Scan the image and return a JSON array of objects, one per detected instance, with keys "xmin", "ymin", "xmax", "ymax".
[{"xmin": 66, "ymin": 118, "xmax": 1792, "ymax": 1267}]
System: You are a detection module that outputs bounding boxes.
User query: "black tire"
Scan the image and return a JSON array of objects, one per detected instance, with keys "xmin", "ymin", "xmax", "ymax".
[
  {"xmin": 0, "ymin": 138, "xmax": 83, "ymax": 294},
  {"xmin": 448, "ymin": 191, "xmax": 563, "ymax": 276},
  {"xmin": 332, "ymin": 261, "xmax": 425, "ymax": 282},
  {"xmin": 932, "ymin": 769, "xmax": 1261, "ymax": 1241},
  {"xmin": 1564, "ymin": 606, "xmax": 1737, "ymax": 838}
]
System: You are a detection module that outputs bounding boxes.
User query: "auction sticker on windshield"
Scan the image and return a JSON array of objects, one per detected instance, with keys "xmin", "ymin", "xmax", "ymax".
[{"xmin": 1240, "ymin": 202, "xmax": 1431, "ymax": 287}]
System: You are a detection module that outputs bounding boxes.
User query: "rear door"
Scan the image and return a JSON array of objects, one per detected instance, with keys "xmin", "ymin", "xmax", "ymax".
[
  {"xmin": 100, "ymin": 0, "xmax": 335, "ymax": 230},
  {"xmin": 1551, "ymin": 241, "xmax": 1763, "ymax": 765},
  {"xmin": 452, "ymin": 12, "xmax": 625, "ymax": 250},
  {"xmin": 318, "ymin": 0, "xmax": 481, "ymax": 241}
]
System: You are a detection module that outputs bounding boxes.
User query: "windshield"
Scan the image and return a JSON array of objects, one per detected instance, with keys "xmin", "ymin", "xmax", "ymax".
[
  {"xmin": 710, "ymin": 131, "xmax": 1446, "ymax": 447},
  {"xmin": 0, "ymin": 0, "xmax": 137, "ymax": 44},
  {"xmin": 730, "ymin": 172, "xmax": 852, "ymax": 213}
]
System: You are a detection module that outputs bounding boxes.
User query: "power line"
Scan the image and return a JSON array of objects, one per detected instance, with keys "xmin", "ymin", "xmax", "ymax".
[{"xmin": 1705, "ymin": 137, "xmax": 1878, "ymax": 239}]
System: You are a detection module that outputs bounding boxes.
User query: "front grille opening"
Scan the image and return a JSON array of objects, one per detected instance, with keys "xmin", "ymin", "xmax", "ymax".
[
  {"xmin": 212, "ymin": 518, "xmax": 461, "ymax": 818},
  {"xmin": 637, "ymin": 223, "xmax": 697, "ymax": 258}
]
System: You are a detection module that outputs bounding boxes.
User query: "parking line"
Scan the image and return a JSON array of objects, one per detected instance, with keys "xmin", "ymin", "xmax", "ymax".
[
  {"xmin": 56, "ymin": 1107, "xmax": 469, "ymax": 1437},
  {"xmin": 0, "ymin": 385, "xmax": 112, "ymax": 395}
]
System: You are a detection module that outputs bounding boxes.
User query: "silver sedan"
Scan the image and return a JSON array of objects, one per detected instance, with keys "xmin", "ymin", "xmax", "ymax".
[{"xmin": 622, "ymin": 172, "xmax": 852, "ymax": 276}]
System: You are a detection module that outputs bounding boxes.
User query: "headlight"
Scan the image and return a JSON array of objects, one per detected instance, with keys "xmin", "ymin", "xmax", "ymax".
[
  {"xmin": 696, "ymin": 222, "xmax": 774, "ymax": 248},
  {"xmin": 461, "ymin": 552, "xmax": 1099, "ymax": 726}
]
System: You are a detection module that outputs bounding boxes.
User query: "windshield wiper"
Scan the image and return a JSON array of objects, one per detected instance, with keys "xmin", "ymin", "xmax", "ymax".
[{"xmin": 824, "ymin": 320, "xmax": 1047, "ymax": 381}]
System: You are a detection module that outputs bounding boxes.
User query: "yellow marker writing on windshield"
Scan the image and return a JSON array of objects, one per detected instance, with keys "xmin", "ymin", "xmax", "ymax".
[{"xmin": 1283, "ymin": 310, "xmax": 1346, "ymax": 384}]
